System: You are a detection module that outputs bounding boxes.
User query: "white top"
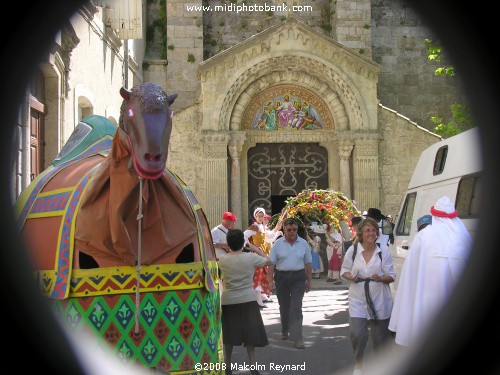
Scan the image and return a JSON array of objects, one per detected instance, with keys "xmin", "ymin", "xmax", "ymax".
[
  {"xmin": 218, "ymin": 252, "xmax": 268, "ymax": 305},
  {"xmin": 311, "ymin": 236, "xmax": 321, "ymax": 253},
  {"xmin": 388, "ymin": 217, "xmax": 471, "ymax": 346},
  {"xmin": 244, "ymin": 222, "xmax": 281, "ymax": 244},
  {"xmin": 341, "ymin": 243, "xmax": 396, "ymax": 320},
  {"xmin": 211, "ymin": 225, "xmax": 228, "ymax": 260},
  {"xmin": 376, "ymin": 221, "xmax": 389, "ymax": 252}
]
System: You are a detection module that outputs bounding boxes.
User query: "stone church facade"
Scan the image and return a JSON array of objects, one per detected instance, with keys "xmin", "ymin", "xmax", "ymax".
[
  {"xmin": 13, "ymin": 1, "xmax": 452, "ymax": 231},
  {"xmin": 145, "ymin": 14, "xmax": 441, "ymax": 228}
]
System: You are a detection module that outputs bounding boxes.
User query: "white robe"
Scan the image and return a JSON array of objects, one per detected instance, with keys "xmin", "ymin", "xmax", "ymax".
[{"xmin": 388, "ymin": 217, "xmax": 472, "ymax": 346}]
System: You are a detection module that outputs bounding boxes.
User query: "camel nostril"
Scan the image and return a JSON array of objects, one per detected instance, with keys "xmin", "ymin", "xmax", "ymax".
[{"xmin": 145, "ymin": 153, "xmax": 162, "ymax": 162}]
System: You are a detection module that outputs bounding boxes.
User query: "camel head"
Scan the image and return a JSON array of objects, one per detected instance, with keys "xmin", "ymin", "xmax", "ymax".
[{"xmin": 119, "ymin": 82, "xmax": 177, "ymax": 180}]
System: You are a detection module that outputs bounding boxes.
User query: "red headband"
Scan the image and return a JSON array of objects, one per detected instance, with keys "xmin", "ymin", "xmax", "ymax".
[{"xmin": 430, "ymin": 206, "xmax": 458, "ymax": 218}]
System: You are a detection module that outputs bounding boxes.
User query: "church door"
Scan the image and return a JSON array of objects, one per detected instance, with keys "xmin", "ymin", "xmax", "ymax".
[{"xmin": 247, "ymin": 143, "xmax": 328, "ymax": 219}]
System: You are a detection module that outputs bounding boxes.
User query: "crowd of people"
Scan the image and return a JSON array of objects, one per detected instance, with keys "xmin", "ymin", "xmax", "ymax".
[{"xmin": 211, "ymin": 196, "xmax": 472, "ymax": 375}]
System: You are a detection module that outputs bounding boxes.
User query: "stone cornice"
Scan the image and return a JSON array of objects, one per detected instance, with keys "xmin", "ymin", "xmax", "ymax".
[
  {"xmin": 199, "ymin": 17, "xmax": 381, "ymax": 81},
  {"xmin": 77, "ymin": 7, "xmax": 123, "ymax": 57},
  {"xmin": 245, "ymin": 130, "xmax": 337, "ymax": 145},
  {"xmin": 336, "ymin": 130, "xmax": 382, "ymax": 141},
  {"xmin": 199, "ymin": 130, "xmax": 231, "ymax": 144},
  {"xmin": 378, "ymin": 103, "xmax": 442, "ymax": 140}
]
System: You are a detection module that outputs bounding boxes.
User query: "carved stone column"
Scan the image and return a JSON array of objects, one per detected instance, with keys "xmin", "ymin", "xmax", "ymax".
[
  {"xmin": 339, "ymin": 143, "xmax": 354, "ymax": 197},
  {"xmin": 353, "ymin": 140, "xmax": 379, "ymax": 211},
  {"xmin": 201, "ymin": 131, "xmax": 231, "ymax": 227},
  {"xmin": 228, "ymin": 132, "xmax": 246, "ymax": 228}
]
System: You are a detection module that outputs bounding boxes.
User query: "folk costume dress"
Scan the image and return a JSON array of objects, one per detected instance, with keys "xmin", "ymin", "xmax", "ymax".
[
  {"xmin": 245, "ymin": 221, "xmax": 271, "ymax": 297},
  {"xmin": 310, "ymin": 235, "xmax": 322, "ymax": 278},
  {"xmin": 244, "ymin": 208, "xmax": 276, "ymax": 301},
  {"xmin": 326, "ymin": 231, "xmax": 344, "ymax": 280}
]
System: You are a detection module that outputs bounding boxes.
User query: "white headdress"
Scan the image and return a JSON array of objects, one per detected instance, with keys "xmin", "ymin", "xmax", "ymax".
[
  {"xmin": 253, "ymin": 207, "xmax": 266, "ymax": 218},
  {"xmin": 427, "ymin": 196, "xmax": 472, "ymax": 262}
]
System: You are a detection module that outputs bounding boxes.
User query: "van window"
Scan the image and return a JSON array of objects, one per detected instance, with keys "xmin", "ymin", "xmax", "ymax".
[
  {"xmin": 396, "ymin": 192, "xmax": 417, "ymax": 236},
  {"xmin": 456, "ymin": 173, "xmax": 481, "ymax": 218},
  {"xmin": 433, "ymin": 146, "xmax": 448, "ymax": 175}
]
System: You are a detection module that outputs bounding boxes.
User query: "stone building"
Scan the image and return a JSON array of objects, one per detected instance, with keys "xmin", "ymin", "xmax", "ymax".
[
  {"xmin": 144, "ymin": 1, "xmax": 446, "ymax": 227},
  {"xmin": 13, "ymin": 1, "xmax": 452, "ymax": 230},
  {"xmin": 12, "ymin": 3, "xmax": 145, "ymax": 202}
]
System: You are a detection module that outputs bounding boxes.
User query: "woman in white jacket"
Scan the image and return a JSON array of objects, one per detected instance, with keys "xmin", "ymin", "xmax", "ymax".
[{"xmin": 341, "ymin": 217, "xmax": 396, "ymax": 375}]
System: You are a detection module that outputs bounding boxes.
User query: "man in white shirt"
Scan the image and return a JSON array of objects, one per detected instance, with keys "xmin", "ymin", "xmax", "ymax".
[
  {"xmin": 366, "ymin": 208, "xmax": 390, "ymax": 252},
  {"xmin": 211, "ymin": 211, "xmax": 237, "ymax": 260}
]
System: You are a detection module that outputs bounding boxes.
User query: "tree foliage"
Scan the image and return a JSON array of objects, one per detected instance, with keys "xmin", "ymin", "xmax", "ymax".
[{"xmin": 425, "ymin": 39, "xmax": 474, "ymax": 138}]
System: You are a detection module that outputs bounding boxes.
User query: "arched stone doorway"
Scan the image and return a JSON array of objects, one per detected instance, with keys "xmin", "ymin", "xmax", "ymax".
[{"xmin": 247, "ymin": 142, "xmax": 329, "ymax": 223}]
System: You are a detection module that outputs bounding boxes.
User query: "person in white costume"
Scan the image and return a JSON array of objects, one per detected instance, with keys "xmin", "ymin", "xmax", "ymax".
[{"xmin": 388, "ymin": 196, "xmax": 472, "ymax": 347}]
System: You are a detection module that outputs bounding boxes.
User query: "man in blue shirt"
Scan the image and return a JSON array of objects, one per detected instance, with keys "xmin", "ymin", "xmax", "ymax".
[{"xmin": 269, "ymin": 218, "xmax": 312, "ymax": 349}]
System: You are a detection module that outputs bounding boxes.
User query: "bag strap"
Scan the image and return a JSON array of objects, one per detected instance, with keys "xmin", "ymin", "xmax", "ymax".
[{"xmin": 352, "ymin": 242, "xmax": 382, "ymax": 262}]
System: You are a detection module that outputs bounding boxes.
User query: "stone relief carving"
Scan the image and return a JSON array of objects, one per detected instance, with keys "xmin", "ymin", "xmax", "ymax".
[
  {"xmin": 218, "ymin": 55, "xmax": 363, "ymax": 132},
  {"xmin": 355, "ymin": 142, "xmax": 378, "ymax": 156},
  {"xmin": 241, "ymin": 84, "xmax": 333, "ymax": 131}
]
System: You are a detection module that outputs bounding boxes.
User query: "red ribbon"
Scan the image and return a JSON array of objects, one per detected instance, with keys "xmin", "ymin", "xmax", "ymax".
[{"xmin": 431, "ymin": 206, "xmax": 458, "ymax": 218}]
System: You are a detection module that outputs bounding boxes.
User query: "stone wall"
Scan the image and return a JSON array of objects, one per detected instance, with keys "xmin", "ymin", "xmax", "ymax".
[
  {"xmin": 371, "ymin": 0, "xmax": 468, "ymax": 130},
  {"xmin": 156, "ymin": 0, "xmax": 469, "ymax": 130},
  {"xmin": 202, "ymin": 0, "xmax": 332, "ymax": 59},
  {"xmin": 61, "ymin": 8, "xmax": 127, "ymax": 158},
  {"xmin": 378, "ymin": 103, "xmax": 441, "ymax": 216},
  {"xmin": 166, "ymin": 101, "xmax": 207, "ymax": 206}
]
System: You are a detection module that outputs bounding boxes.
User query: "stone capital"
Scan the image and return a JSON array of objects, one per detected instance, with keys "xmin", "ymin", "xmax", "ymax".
[
  {"xmin": 228, "ymin": 143, "xmax": 243, "ymax": 160},
  {"xmin": 338, "ymin": 143, "xmax": 354, "ymax": 159},
  {"xmin": 228, "ymin": 131, "xmax": 247, "ymax": 159},
  {"xmin": 200, "ymin": 130, "xmax": 231, "ymax": 159}
]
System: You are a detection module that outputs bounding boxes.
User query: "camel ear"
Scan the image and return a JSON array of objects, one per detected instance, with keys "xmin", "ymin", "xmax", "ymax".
[
  {"xmin": 167, "ymin": 93, "xmax": 178, "ymax": 105},
  {"xmin": 120, "ymin": 87, "xmax": 131, "ymax": 100}
]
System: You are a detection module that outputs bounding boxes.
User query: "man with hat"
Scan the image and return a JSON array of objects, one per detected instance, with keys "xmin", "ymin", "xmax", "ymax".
[
  {"xmin": 389, "ymin": 196, "xmax": 472, "ymax": 347},
  {"xmin": 417, "ymin": 214, "xmax": 432, "ymax": 232},
  {"xmin": 212, "ymin": 211, "xmax": 238, "ymax": 261}
]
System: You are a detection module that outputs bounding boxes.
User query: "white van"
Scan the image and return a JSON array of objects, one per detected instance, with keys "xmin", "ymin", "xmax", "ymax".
[{"xmin": 389, "ymin": 127, "xmax": 482, "ymax": 287}]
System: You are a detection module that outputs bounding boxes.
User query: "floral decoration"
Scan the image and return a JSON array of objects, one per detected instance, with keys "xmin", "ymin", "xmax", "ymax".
[{"xmin": 270, "ymin": 189, "xmax": 361, "ymax": 233}]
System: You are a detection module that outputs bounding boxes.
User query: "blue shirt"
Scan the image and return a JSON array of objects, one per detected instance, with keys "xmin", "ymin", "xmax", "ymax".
[{"xmin": 270, "ymin": 236, "xmax": 312, "ymax": 271}]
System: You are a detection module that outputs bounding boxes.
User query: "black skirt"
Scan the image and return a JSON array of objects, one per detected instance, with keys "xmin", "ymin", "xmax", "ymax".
[{"xmin": 221, "ymin": 301, "xmax": 269, "ymax": 347}]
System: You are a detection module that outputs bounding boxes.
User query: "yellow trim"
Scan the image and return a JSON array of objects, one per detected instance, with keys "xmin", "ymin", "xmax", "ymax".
[
  {"xmin": 28, "ymin": 211, "xmax": 65, "ymax": 219},
  {"xmin": 51, "ymin": 165, "xmax": 101, "ymax": 298},
  {"xmin": 37, "ymin": 187, "xmax": 74, "ymax": 197},
  {"xmin": 25, "ymin": 187, "xmax": 75, "ymax": 219},
  {"xmin": 14, "ymin": 165, "xmax": 55, "ymax": 218},
  {"xmin": 36, "ymin": 261, "xmax": 220, "ymax": 298}
]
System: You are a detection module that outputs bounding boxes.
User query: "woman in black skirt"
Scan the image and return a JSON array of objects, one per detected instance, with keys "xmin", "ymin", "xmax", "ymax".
[{"xmin": 219, "ymin": 229, "xmax": 272, "ymax": 375}]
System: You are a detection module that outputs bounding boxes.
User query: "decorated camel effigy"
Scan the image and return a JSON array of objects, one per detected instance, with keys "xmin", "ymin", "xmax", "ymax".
[{"xmin": 16, "ymin": 83, "xmax": 223, "ymax": 374}]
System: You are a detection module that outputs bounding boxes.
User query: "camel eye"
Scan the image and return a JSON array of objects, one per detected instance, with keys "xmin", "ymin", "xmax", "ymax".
[{"xmin": 128, "ymin": 108, "xmax": 134, "ymax": 117}]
